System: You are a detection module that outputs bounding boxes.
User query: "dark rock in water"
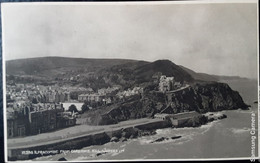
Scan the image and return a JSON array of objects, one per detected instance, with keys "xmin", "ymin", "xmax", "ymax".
[
  {"xmin": 254, "ymin": 101, "xmax": 258, "ymax": 104},
  {"xmin": 207, "ymin": 117, "xmax": 215, "ymax": 122},
  {"xmin": 121, "ymin": 137, "xmax": 127, "ymax": 142},
  {"xmin": 58, "ymin": 157, "xmax": 67, "ymax": 161},
  {"xmin": 171, "ymin": 136, "xmax": 182, "ymax": 139},
  {"xmin": 151, "ymin": 137, "xmax": 169, "ymax": 143},
  {"xmin": 110, "ymin": 137, "xmax": 119, "ymax": 142},
  {"xmin": 129, "ymin": 135, "xmax": 135, "ymax": 139},
  {"xmin": 175, "ymin": 115, "xmax": 208, "ymax": 128},
  {"xmin": 138, "ymin": 130, "xmax": 156, "ymax": 137},
  {"xmin": 151, "ymin": 130, "xmax": 157, "ymax": 135},
  {"xmin": 96, "ymin": 152, "xmax": 108, "ymax": 157},
  {"xmin": 218, "ymin": 114, "xmax": 227, "ymax": 119},
  {"xmin": 122, "ymin": 128, "xmax": 139, "ymax": 139},
  {"xmin": 205, "ymin": 112, "xmax": 227, "ymax": 121}
]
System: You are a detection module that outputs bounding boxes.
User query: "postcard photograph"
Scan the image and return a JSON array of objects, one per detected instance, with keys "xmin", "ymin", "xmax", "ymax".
[{"xmin": 1, "ymin": 1, "xmax": 259, "ymax": 162}]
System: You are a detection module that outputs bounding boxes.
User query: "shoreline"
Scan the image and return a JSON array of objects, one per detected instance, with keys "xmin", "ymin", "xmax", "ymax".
[{"xmin": 8, "ymin": 111, "xmax": 228, "ymax": 161}]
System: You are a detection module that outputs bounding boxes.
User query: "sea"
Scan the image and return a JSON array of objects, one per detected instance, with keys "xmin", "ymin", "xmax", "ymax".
[{"xmin": 35, "ymin": 79, "xmax": 258, "ymax": 161}]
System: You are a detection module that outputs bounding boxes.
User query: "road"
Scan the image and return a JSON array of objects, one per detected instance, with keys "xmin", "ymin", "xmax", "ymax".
[
  {"xmin": 167, "ymin": 84, "xmax": 190, "ymax": 93},
  {"xmin": 8, "ymin": 118, "xmax": 163, "ymax": 149}
]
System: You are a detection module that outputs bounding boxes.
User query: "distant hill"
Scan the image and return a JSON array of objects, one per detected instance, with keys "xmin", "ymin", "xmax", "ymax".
[
  {"xmin": 6, "ymin": 57, "xmax": 196, "ymax": 85},
  {"xmin": 178, "ymin": 65, "xmax": 218, "ymax": 82},
  {"xmin": 211, "ymin": 75, "xmax": 250, "ymax": 81},
  {"xmin": 179, "ymin": 65, "xmax": 250, "ymax": 82},
  {"xmin": 6, "ymin": 56, "xmax": 249, "ymax": 89},
  {"xmin": 6, "ymin": 57, "xmax": 137, "ymax": 77},
  {"xmin": 134, "ymin": 60, "xmax": 194, "ymax": 83}
]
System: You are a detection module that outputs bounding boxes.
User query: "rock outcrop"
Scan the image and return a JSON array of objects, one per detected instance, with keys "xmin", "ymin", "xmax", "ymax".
[
  {"xmin": 165, "ymin": 82, "xmax": 249, "ymax": 114},
  {"xmin": 204, "ymin": 112, "xmax": 227, "ymax": 122},
  {"xmin": 93, "ymin": 82, "xmax": 248, "ymax": 125},
  {"xmin": 150, "ymin": 136, "xmax": 182, "ymax": 143}
]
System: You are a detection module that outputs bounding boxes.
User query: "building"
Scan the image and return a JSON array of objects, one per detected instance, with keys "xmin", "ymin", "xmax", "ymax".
[
  {"xmin": 28, "ymin": 103, "xmax": 64, "ymax": 135},
  {"xmin": 57, "ymin": 112, "xmax": 77, "ymax": 128},
  {"xmin": 78, "ymin": 93, "xmax": 105, "ymax": 102},
  {"xmin": 152, "ymin": 72, "xmax": 163, "ymax": 83},
  {"xmin": 116, "ymin": 87, "xmax": 143, "ymax": 99},
  {"xmin": 154, "ymin": 113, "xmax": 171, "ymax": 120},
  {"xmin": 159, "ymin": 75, "xmax": 175, "ymax": 92},
  {"xmin": 154, "ymin": 111, "xmax": 200, "ymax": 127},
  {"xmin": 174, "ymin": 82, "xmax": 182, "ymax": 89},
  {"xmin": 7, "ymin": 103, "xmax": 76, "ymax": 138},
  {"xmin": 7, "ymin": 110, "xmax": 30, "ymax": 138},
  {"xmin": 45, "ymin": 91, "xmax": 70, "ymax": 103},
  {"xmin": 98, "ymin": 86, "xmax": 119, "ymax": 96},
  {"xmin": 169, "ymin": 111, "xmax": 200, "ymax": 126}
]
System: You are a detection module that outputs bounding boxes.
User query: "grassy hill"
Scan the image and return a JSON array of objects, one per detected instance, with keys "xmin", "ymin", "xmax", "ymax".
[
  {"xmin": 6, "ymin": 56, "xmax": 248, "ymax": 89},
  {"xmin": 6, "ymin": 56, "xmax": 137, "ymax": 77},
  {"xmin": 134, "ymin": 60, "xmax": 194, "ymax": 83},
  {"xmin": 6, "ymin": 57, "xmax": 197, "ymax": 89}
]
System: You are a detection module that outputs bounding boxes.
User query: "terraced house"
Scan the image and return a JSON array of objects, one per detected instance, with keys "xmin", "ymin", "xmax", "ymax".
[{"xmin": 7, "ymin": 103, "xmax": 76, "ymax": 138}]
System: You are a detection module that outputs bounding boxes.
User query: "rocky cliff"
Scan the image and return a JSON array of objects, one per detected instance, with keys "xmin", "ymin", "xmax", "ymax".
[
  {"xmin": 165, "ymin": 82, "xmax": 249, "ymax": 113},
  {"xmin": 87, "ymin": 82, "xmax": 248, "ymax": 125}
]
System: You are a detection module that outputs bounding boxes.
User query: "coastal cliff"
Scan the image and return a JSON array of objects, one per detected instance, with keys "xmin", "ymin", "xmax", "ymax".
[
  {"xmin": 165, "ymin": 82, "xmax": 249, "ymax": 113},
  {"xmin": 86, "ymin": 82, "xmax": 248, "ymax": 125}
]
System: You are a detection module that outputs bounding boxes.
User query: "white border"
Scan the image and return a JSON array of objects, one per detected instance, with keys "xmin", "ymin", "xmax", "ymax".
[
  {"xmin": 1, "ymin": 2, "xmax": 8, "ymax": 162},
  {"xmin": 1, "ymin": 0, "xmax": 259, "ymax": 162},
  {"xmin": 0, "ymin": 0, "xmax": 258, "ymax": 6},
  {"xmin": 257, "ymin": 0, "xmax": 260, "ymax": 160}
]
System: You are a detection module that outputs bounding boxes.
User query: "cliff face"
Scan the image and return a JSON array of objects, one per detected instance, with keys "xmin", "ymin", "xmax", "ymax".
[
  {"xmin": 89, "ymin": 82, "xmax": 248, "ymax": 125},
  {"xmin": 165, "ymin": 82, "xmax": 249, "ymax": 114}
]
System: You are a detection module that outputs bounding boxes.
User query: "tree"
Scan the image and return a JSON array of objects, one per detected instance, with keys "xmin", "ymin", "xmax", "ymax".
[
  {"xmin": 70, "ymin": 92, "xmax": 79, "ymax": 100},
  {"xmin": 68, "ymin": 104, "xmax": 78, "ymax": 113},
  {"xmin": 81, "ymin": 103, "xmax": 89, "ymax": 113},
  {"xmin": 32, "ymin": 97, "xmax": 38, "ymax": 104}
]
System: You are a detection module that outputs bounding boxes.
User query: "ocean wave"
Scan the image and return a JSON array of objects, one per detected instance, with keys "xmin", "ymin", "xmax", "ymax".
[
  {"xmin": 138, "ymin": 131, "xmax": 195, "ymax": 145},
  {"xmin": 230, "ymin": 127, "xmax": 250, "ymax": 134},
  {"xmin": 111, "ymin": 152, "xmax": 121, "ymax": 157},
  {"xmin": 138, "ymin": 137, "xmax": 154, "ymax": 145},
  {"xmin": 224, "ymin": 109, "xmax": 253, "ymax": 114},
  {"xmin": 34, "ymin": 155, "xmax": 53, "ymax": 161},
  {"xmin": 120, "ymin": 144, "xmax": 126, "ymax": 148},
  {"xmin": 139, "ymin": 120, "xmax": 219, "ymax": 146},
  {"xmin": 74, "ymin": 156, "xmax": 93, "ymax": 160}
]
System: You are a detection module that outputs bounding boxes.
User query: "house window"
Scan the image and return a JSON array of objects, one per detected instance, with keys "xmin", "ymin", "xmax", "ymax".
[
  {"xmin": 18, "ymin": 126, "xmax": 26, "ymax": 136},
  {"xmin": 8, "ymin": 128, "xmax": 13, "ymax": 137}
]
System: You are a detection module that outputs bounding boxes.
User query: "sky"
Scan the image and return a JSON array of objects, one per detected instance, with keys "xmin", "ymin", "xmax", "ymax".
[{"xmin": 1, "ymin": 1, "xmax": 258, "ymax": 79}]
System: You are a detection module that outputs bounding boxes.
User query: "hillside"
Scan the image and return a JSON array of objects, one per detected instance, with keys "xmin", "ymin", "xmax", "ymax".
[
  {"xmin": 7, "ymin": 56, "xmax": 252, "ymax": 90},
  {"xmin": 6, "ymin": 57, "xmax": 197, "ymax": 89},
  {"xmin": 6, "ymin": 57, "xmax": 137, "ymax": 77},
  {"xmin": 179, "ymin": 65, "xmax": 251, "ymax": 82},
  {"xmin": 133, "ymin": 60, "xmax": 194, "ymax": 83}
]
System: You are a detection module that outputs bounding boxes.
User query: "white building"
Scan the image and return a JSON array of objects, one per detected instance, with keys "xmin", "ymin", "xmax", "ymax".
[{"xmin": 159, "ymin": 75, "xmax": 175, "ymax": 92}]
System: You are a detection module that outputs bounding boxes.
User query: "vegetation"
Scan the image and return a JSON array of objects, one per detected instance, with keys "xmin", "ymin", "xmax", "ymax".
[
  {"xmin": 6, "ymin": 57, "xmax": 197, "ymax": 91},
  {"xmin": 68, "ymin": 104, "xmax": 78, "ymax": 113},
  {"xmin": 81, "ymin": 102, "xmax": 90, "ymax": 113}
]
